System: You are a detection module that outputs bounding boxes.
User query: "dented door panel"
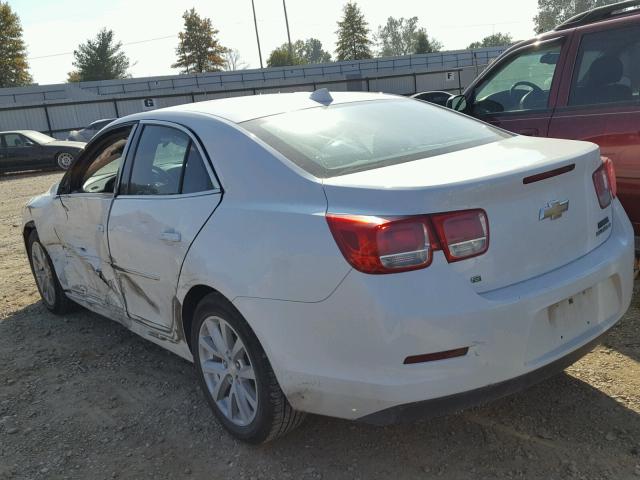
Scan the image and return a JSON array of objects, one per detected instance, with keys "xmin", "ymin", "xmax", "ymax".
[
  {"xmin": 56, "ymin": 194, "xmax": 124, "ymax": 311},
  {"xmin": 107, "ymin": 193, "xmax": 221, "ymax": 330}
]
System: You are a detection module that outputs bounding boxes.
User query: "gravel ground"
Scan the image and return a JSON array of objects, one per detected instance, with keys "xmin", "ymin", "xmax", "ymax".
[{"xmin": 1, "ymin": 171, "xmax": 639, "ymax": 480}]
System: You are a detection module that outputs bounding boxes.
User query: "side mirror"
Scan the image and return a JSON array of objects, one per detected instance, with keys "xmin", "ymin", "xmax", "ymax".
[
  {"xmin": 447, "ymin": 94, "xmax": 468, "ymax": 112},
  {"xmin": 24, "ymin": 140, "xmax": 35, "ymax": 147}
]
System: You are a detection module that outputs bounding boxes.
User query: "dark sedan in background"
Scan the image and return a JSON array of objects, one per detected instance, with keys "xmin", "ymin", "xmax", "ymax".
[{"xmin": 0, "ymin": 130, "xmax": 85, "ymax": 174}]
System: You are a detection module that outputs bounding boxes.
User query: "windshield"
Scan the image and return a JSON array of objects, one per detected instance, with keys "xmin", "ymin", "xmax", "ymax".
[
  {"xmin": 242, "ymin": 99, "xmax": 510, "ymax": 178},
  {"xmin": 23, "ymin": 131, "xmax": 56, "ymax": 144}
]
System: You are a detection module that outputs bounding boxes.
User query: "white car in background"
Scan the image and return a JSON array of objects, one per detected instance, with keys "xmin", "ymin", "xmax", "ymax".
[{"xmin": 22, "ymin": 91, "xmax": 635, "ymax": 443}]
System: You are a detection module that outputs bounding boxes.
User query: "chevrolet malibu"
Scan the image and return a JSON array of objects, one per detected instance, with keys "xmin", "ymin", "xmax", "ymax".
[{"xmin": 23, "ymin": 91, "xmax": 635, "ymax": 443}]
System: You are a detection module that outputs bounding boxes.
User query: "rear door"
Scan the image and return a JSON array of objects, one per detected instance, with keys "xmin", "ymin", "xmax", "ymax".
[
  {"xmin": 466, "ymin": 37, "xmax": 570, "ymax": 137},
  {"xmin": 107, "ymin": 121, "xmax": 221, "ymax": 330},
  {"xmin": 549, "ymin": 21, "xmax": 640, "ymax": 238}
]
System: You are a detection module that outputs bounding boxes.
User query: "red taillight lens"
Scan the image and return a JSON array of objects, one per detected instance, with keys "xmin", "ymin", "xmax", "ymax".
[
  {"xmin": 431, "ymin": 209, "xmax": 489, "ymax": 262},
  {"xmin": 593, "ymin": 159, "xmax": 613, "ymax": 209},
  {"xmin": 326, "ymin": 214, "xmax": 433, "ymax": 274},
  {"xmin": 326, "ymin": 209, "xmax": 490, "ymax": 274},
  {"xmin": 602, "ymin": 156, "xmax": 617, "ymax": 199}
]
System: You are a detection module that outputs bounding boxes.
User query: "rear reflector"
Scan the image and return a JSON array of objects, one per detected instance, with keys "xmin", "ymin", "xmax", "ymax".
[
  {"xmin": 430, "ymin": 209, "xmax": 489, "ymax": 263},
  {"xmin": 404, "ymin": 347, "xmax": 469, "ymax": 365},
  {"xmin": 523, "ymin": 163, "xmax": 575, "ymax": 184}
]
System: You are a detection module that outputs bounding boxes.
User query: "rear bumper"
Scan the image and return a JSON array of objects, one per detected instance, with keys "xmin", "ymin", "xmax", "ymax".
[
  {"xmin": 235, "ymin": 201, "xmax": 635, "ymax": 421},
  {"xmin": 358, "ymin": 327, "xmax": 604, "ymax": 425}
]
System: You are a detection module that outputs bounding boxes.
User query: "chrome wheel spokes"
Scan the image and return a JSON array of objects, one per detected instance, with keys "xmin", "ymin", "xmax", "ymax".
[{"xmin": 198, "ymin": 316, "xmax": 258, "ymax": 426}]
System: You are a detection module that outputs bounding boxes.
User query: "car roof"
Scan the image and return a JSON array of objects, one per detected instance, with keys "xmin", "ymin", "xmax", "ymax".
[
  {"xmin": 0, "ymin": 130, "xmax": 41, "ymax": 135},
  {"xmin": 128, "ymin": 91, "xmax": 400, "ymax": 124}
]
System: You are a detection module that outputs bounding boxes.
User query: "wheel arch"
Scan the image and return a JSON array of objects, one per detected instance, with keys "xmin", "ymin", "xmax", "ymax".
[
  {"xmin": 23, "ymin": 221, "xmax": 37, "ymax": 249},
  {"xmin": 181, "ymin": 284, "xmax": 235, "ymax": 353}
]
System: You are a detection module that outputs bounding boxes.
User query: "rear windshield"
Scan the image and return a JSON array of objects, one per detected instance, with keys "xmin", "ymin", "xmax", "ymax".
[{"xmin": 242, "ymin": 99, "xmax": 510, "ymax": 178}]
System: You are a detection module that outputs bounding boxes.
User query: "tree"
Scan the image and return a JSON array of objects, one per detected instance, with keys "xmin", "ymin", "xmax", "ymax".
[
  {"xmin": 0, "ymin": 2, "xmax": 32, "ymax": 87},
  {"xmin": 414, "ymin": 28, "xmax": 442, "ymax": 54},
  {"xmin": 335, "ymin": 2, "xmax": 372, "ymax": 61},
  {"xmin": 267, "ymin": 38, "xmax": 331, "ymax": 67},
  {"xmin": 300, "ymin": 38, "xmax": 331, "ymax": 64},
  {"xmin": 69, "ymin": 28, "xmax": 130, "ymax": 82},
  {"xmin": 223, "ymin": 49, "xmax": 248, "ymax": 71},
  {"xmin": 534, "ymin": 0, "xmax": 618, "ymax": 33},
  {"xmin": 467, "ymin": 32, "xmax": 513, "ymax": 50},
  {"xmin": 173, "ymin": 8, "xmax": 226, "ymax": 74},
  {"xmin": 267, "ymin": 40, "xmax": 305, "ymax": 67}
]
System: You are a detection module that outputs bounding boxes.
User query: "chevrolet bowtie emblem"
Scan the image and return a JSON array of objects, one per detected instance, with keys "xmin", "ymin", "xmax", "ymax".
[{"xmin": 539, "ymin": 200, "xmax": 569, "ymax": 221}]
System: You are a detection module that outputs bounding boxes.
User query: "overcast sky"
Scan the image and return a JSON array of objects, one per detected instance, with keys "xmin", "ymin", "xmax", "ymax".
[{"xmin": 11, "ymin": 0, "xmax": 540, "ymax": 85}]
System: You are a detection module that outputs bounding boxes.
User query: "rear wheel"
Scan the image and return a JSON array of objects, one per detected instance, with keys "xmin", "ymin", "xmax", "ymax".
[
  {"xmin": 56, "ymin": 152, "xmax": 74, "ymax": 170},
  {"xmin": 192, "ymin": 293, "xmax": 305, "ymax": 443},
  {"xmin": 27, "ymin": 230, "xmax": 73, "ymax": 314}
]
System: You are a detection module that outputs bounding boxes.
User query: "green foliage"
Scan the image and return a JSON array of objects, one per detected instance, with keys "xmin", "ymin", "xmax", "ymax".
[
  {"xmin": 0, "ymin": 2, "xmax": 32, "ymax": 87},
  {"xmin": 414, "ymin": 28, "xmax": 442, "ymax": 54},
  {"xmin": 173, "ymin": 8, "xmax": 227, "ymax": 74},
  {"xmin": 301, "ymin": 38, "xmax": 331, "ymax": 64},
  {"xmin": 267, "ymin": 38, "xmax": 331, "ymax": 67},
  {"xmin": 335, "ymin": 2, "xmax": 372, "ymax": 61},
  {"xmin": 69, "ymin": 28, "xmax": 130, "ymax": 82},
  {"xmin": 534, "ymin": 0, "xmax": 619, "ymax": 33},
  {"xmin": 467, "ymin": 32, "xmax": 514, "ymax": 50}
]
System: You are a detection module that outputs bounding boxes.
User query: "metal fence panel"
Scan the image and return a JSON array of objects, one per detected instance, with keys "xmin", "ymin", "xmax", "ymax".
[
  {"xmin": 47, "ymin": 102, "xmax": 117, "ymax": 130},
  {"xmin": 0, "ymin": 108, "xmax": 48, "ymax": 132}
]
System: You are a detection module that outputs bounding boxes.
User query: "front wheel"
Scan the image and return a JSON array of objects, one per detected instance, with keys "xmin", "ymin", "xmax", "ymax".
[
  {"xmin": 192, "ymin": 293, "xmax": 305, "ymax": 443},
  {"xmin": 56, "ymin": 152, "xmax": 74, "ymax": 170},
  {"xmin": 27, "ymin": 230, "xmax": 73, "ymax": 314}
]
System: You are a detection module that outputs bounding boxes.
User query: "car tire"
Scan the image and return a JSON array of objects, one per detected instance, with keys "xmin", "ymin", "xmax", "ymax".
[
  {"xmin": 56, "ymin": 152, "xmax": 74, "ymax": 170},
  {"xmin": 191, "ymin": 292, "xmax": 305, "ymax": 443},
  {"xmin": 27, "ymin": 230, "xmax": 73, "ymax": 314}
]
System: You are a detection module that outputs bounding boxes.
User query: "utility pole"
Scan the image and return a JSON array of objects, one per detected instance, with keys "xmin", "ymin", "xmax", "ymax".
[
  {"xmin": 251, "ymin": 0, "xmax": 264, "ymax": 69},
  {"xmin": 282, "ymin": 0, "xmax": 293, "ymax": 63}
]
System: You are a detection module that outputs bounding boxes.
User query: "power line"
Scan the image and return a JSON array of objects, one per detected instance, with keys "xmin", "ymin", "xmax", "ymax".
[{"xmin": 28, "ymin": 34, "xmax": 177, "ymax": 60}]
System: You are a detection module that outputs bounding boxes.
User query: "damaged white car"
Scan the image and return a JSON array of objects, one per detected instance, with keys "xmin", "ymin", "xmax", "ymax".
[{"xmin": 23, "ymin": 91, "xmax": 635, "ymax": 443}]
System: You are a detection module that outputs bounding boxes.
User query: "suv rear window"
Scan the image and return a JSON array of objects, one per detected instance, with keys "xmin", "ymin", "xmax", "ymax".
[{"xmin": 242, "ymin": 99, "xmax": 510, "ymax": 178}]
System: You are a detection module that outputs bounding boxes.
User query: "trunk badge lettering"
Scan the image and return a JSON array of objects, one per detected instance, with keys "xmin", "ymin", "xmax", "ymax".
[{"xmin": 539, "ymin": 200, "xmax": 569, "ymax": 221}]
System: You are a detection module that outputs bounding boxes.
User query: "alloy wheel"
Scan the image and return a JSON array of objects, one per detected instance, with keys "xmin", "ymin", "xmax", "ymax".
[
  {"xmin": 198, "ymin": 315, "xmax": 258, "ymax": 426},
  {"xmin": 31, "ymin": 242, "xmax": 55, "ymax": 306}
]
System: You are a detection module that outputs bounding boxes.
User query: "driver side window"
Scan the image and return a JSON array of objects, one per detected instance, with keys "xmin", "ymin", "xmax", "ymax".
[
  {"xmin": 472, "ymin": 42, "xmax": 562, "ymax": 115},
  {"xmin": 80, "ymin": 127, "xmax": 133, "ymax": 194}
]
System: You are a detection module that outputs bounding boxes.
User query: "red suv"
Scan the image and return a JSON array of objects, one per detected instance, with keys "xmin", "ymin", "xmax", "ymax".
[{"xmin": 447, "ymin": 1, "xmax": 640, "ymax": 256}]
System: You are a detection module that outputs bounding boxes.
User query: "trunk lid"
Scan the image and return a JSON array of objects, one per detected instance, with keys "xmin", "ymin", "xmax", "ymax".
[{"xmin": 322, "ymin": 136, "xmax": 612, "ymax": 292}]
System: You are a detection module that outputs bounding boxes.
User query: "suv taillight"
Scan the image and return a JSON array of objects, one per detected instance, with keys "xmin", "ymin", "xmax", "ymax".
[
  {"xmin": 593, "ymin": 157, "xmax": 616, "ymax": 209},
  {"xmin": 326, "ymin": 209, "xmax": 489, "ymax": 274}
]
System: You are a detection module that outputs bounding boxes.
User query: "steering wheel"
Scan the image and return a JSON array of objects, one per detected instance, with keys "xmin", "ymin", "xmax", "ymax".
[{"xmin": 511, "ymin": 81, "xmax": 544, "ymax": 109}]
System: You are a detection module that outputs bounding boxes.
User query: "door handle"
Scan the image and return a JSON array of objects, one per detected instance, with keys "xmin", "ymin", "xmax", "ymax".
[{"xmin": 159, "ymin": 230, "xmax": 181, "ymax": 243}]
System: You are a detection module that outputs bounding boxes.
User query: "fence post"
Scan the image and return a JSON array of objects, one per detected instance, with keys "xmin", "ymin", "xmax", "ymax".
[
  {"xmin": 413, "ymin": 72, "xmax": 417, "ymax": 94},
  {"xmin": 43, "ymin": 104, "xmax": 52, "ymax": 135},
  {"xmin": 113, "ymin": 99, "xmax": 120, "ymax": 118}
]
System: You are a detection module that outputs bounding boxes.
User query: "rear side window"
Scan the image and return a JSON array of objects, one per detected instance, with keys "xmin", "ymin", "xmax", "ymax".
[
  {"xmin": 242, "ymin": 99, "xmax": 510, "ymax": 178},
  {"xmin": 127, "ymin": 124, "xmax": 215, "ymax": 195},
  {"xmin": 569, "ymin": 26, "xmax": 640, "ymax": 106}
]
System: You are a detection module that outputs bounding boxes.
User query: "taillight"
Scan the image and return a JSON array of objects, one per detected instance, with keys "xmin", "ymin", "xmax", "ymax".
[
  {"xmin": 431, "ymin": 209, "xmax": 489, "ymax": 263},
  {"xmin": 593, "ymin": 157, "xmax": 616, "ymax": 209},
  {"xmin": 602, "ymin": 156, "xmax": 617, "ymax": 199},
  {"xmin": 325, "ymin": 214, "xmax": 433, "ymax": 274},
  {"xmin": 326, "ymin": 209, "xmax": 490, "ymax": 274}
]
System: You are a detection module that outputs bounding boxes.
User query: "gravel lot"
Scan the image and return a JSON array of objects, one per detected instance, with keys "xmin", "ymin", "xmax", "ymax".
[{"xmin": 1, "ymin": 171, "xmax": 639, "ymax": 480}]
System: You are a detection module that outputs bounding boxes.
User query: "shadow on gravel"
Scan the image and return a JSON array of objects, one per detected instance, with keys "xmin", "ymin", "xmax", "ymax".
[{"xmin": 1, "ymin": 299, "xmax": 639, "ymax": 479}]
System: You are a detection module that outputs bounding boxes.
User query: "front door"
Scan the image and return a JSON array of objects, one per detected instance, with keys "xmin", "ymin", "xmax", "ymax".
[
  {"xmin": 2, "ymin": 133, "xmax": 37, "ymax": 171},
  {"xmin": 108, "ymin": 122, "xmax": 221, "ymax": 330},
  {"xmin": 466, "ymin": 39, "xmax": 568, "ymax": 137},
  {"xmin": 55, "ymin": 125, "xmax": 135, "ymax": 315},
  {"xmin": 548, "ymin": 23, "xmax": 640, "ymax": 238}
]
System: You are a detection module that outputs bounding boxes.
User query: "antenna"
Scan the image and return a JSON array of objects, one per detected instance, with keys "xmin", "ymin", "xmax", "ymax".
[{"xmin": 309, "ymin": 88, "xmax": 333, "ymax": 105}]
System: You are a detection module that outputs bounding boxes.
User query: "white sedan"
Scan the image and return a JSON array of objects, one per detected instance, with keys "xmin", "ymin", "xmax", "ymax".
[{"xmin": 23, "ymin": 90, "xmax": 635, "ymax": 443}]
